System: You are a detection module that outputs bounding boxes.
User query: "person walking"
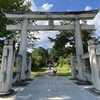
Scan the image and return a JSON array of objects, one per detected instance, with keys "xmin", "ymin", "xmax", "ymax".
[{"xmin": 53, "ymin": 67, "xmax": 57, "ymax": 75}]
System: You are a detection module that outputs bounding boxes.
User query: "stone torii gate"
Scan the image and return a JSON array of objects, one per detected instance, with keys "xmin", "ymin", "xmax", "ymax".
[{"xmin": 2, "ymin": 9, "xmax": 99, "ymax": 81}]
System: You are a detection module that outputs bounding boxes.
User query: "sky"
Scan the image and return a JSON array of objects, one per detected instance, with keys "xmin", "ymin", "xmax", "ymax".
[{"xmin": 26, "ymin": 0, "xmax": 100, "ymax": 50}]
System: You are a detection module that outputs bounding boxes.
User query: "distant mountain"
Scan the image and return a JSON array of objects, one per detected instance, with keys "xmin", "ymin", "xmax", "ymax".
[{"xmin": 46, "ymin": 48, "xmax": 52, "ymax": 54}]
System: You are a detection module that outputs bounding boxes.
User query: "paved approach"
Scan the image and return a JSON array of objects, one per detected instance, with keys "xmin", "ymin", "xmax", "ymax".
[{"xmin": 0, "ymin": 69, "xmax": 100, "ymax": 100}]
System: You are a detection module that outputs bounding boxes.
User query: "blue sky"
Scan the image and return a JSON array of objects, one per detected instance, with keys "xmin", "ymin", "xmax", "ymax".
[
  {"xmin": 27, "ymin": 0, "xmax": 100, "ymax": 50},
  {"xmin": 33, "ymin": 0, "xmax": 100, "ymax": 11}
]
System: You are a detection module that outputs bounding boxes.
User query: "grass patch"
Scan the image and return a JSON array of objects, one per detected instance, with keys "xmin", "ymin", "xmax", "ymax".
[
  {"xmin": 31, "ymin": 65, "xmax": 72, "ymax": 77},
  {"xmin": 32, "ymin": 66, "xmax": 47, "ymax": 72},
  {"xmin": 56, "ymin": 65, "xmax": 71, "ymax": 76},
  {"xmin": 31, "ymin": 66, "xmax": 47, "ymax": 77}
]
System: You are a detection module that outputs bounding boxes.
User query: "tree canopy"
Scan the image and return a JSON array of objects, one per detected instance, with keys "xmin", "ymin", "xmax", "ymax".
[
  {"xmin": 48, "ymin": 21, "xmax": 94, "ymax": 59},
  {"xmin": 0, "ymin": 0, "xmax": 31, "ymax": 52},
  {"xmin": 32, "ymin": 47, "xmax": 48, "ymax": 69}
]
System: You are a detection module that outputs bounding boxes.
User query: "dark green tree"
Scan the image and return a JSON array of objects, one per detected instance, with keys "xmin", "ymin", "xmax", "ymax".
[
  {"xmin": 32, "ymin": 47, "xmax": 48, "ymax": 69},
  {"xmin": 0, "ymin": 0, "xmax": 31, "ymax": 52},
  {"xmin": 48, "ymin": 21, "xmax": 94, "ymax": 59}
]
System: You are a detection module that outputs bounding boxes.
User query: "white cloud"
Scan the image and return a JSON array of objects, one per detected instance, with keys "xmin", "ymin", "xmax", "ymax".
[
  {"xmin": 85, "ymin": 6, "xmax": 92, "ymax": 11},
  {"xmin": 87, "ymin": 10, "xmax": 100, "ymax": 37},
  {"xmin": 34, "ymin": 19, "xmax": 60, "ymax": 48},
  {"xmin": 30, "ymin": 1, "xmax": 53, "ymax": 11},
  {"xmin": 34, "ymin": 20, "xmax": 60, "ymax": 49},
  {"xmin": 30, "ymin": 0, "xmax": 37, "ymax": 11},
  {"xmin": 34, "ymin": 20, "xmax": 60, "ymax": 48},
  {"xmin": 34, "ymin": 31, "xmax": 59, "ymax": 49},
  {"xmin": 24, "ymin": 0, "xmax": 37, "ymax": 11},
  {"xmin": 84, "ymin": 6, "xmax": 100, "ymax": 37},
  {"xmin": 39, "ymin": 3, "xmax": 53, "ymax": 11},
  {"xmin": 26, "ymin": 0, "xmax": 58, "ymax": 49}
]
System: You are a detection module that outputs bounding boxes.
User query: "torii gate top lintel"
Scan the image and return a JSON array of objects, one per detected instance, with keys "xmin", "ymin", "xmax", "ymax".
[
  {"xmin": 2, "ymin": 9, "xmax": 99, "ymax": 31},
  {"xmin": 2, "ymin": 9, "xmax": 99, "ymax": 20}
]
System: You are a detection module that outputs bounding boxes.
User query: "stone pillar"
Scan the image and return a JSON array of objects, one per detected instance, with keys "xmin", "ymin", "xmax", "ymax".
[
  {"xmin": 70, "ymin": 53, "xmax": 77, "ymax": 79},
  {"xmin": 26, "ymin": 56, "xmax": 32, "ymax": 79},
  {"xmin": 88, "ymin": 39, "xmax": 100, "ymax": 90},
  {"xmin": 19, "ymin": 17, "xmax": 28, "ymax": 80},
  {"xmin": 16, "ymin": 54, "xmax": 22, "ymax": 81},
  {"xmin": 0, "ymin": 40, "xmax": 14, "ymax": 93},
  {"xmin": 74, "ymin": 18, "xmax": 85, "ymax": 80}
]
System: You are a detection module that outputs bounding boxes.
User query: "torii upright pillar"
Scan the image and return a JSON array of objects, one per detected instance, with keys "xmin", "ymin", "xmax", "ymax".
[
  {"xmin": 74, "ymin": 18, "xmax": 86, "ymax": 81},
  {"xmin": 18, "ymin": 17, "xmax": 28, "ymax": 80}
]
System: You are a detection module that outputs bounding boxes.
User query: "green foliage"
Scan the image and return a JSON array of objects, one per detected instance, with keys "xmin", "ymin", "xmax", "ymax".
[
  {"xmin": 31, "ymin": 67, "xmax": 47, "ymax": 77},
  {"xmin": 49, "ymin": 21, "xmax": 94, "ymax": 61},
  {"xmin": 49, "ymin": 30, "xmax": 75, "ymax": 59},
  {"xmin": 32, "ymin": 47, "xmax": 48, "ymax": 70},
  {"xmin": 82, "ymin": 30, "xmax": 94, "ymax": 52},
  {"xmin": 48, "ymin": 21, "xmax": 94, "ymax": 77},
  {"xmin": 53, "ymin": 56, "xmax": 70, "ymax": 69},
  {"xmin": 56, "ymin": 62, "xmax": 71, "ymax": 76},
  {"xmin": 57, "ymin": 56, "xmax": 70, "ymax": 67},
  {"xmin": 0, "ymin": 0, "xmax": 31, "ymax": 53},
  {"xmin": 52, "ymin": 56, "xmax": 71, "ymax": 76}
]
